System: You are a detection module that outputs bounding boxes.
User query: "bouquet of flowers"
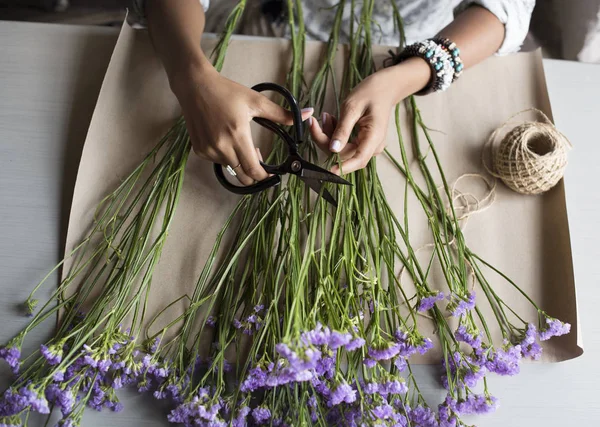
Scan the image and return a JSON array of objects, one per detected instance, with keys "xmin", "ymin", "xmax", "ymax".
[{"xmin": 0, "ymin": 1, "xmax": 570, "ymax": 426}]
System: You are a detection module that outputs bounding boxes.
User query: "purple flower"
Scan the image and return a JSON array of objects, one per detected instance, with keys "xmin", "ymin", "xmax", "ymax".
[
  {"xmin": 233, "ymin": 319, "xmax": 242, "ymax": 329},
  {"xmin": 45, "ymin": 385, "xmax": 75, "ymax": 416},
  {"xmin": 315, "ymin": 355, "xmax": 336, "ymax": 379},
  {"xmin": 368, "ymin": 343, "xmax": 400, "ymax": 361},
  {"xmin": 394, "ymin": 357, "xmax": 408, "ymax": 371},
  {"xmin": 455, "ymin": 393, "xmax": 499, "ymax": 415},
  {"xmin": 19, "ymin": 386, "xmax": 50, "ymax": 414},
  {"xmin": 455, "ymin": 325, "xmax": 483, "ymax": 349},
  {"xmin": 518, "ymin": 324, "xmax": 542, "ymax": 360},
  {"xmin": 418, "ymin": 291, "xmax": 445, "ymax": 312},
  {"xmin": 345, "ymin": 337, "xmax": 365, "ymax": 352},
  {"xmin": 241, "ymin": 366, "xmax": 267, "ymax": 393},
  {"xmin": 149, "ymin": 337, "xmax": 161, "ymax": 354},
  {"xmin": 408, "ymin": 405, "xmax": 437, "ymax": 427},
  {"xmin": 372, "ymin": 402, "xmax": 394, "ymax": 420},
  {"xmin": 40, "ymin": 344, "xmax": 63, "ymax": 366},
  {"xmin": 0, "ymin": 345, "xmax": 21, "ymax": 374},
  {"xmin": 328, "ymin": 332, "xmax": 352, "ymax": 350},
  {"xmin": 252, "ymin": 406, "xmax": 271, "ymax": 425},
  {"xmin": 448, "ymin": 292, "xmax": 476, "ymax": 317},
  {"xmin": 232, "ymin": 406, "xmax": 251, "ymax": 427},
  {"xmin": 254, "ymin": 304, "xmax": 265, "ymax": 313},
  {"xmin": 328, "ymin": 382, "xmax": 356, "ymax": 406},
  {"xmin": 380, "ymin": 379, "xmax": 408, "ymax": 395},
  {"xmin": 539, "ymin": 317, "xmax": 571, "ymax": 341},
  {"xmin": 205, "ymin": 316, "xmax": 216, "ymax": 327},
  {"xmin": 487, "ymin": 344, "xmax": 522, "ymax": 376},
  {"xmin": 363, "ymin": 358, "xmax": 377, "ymax": 368}
]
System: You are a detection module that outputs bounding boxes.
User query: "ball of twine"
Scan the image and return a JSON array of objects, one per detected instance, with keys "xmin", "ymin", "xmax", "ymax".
[{"xmin": 483, "ymin": 108, "xmax": 572, "ymax": 195}]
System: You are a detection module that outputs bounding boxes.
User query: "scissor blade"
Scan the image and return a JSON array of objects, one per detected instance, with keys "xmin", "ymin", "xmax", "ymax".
[
  {"xmin": 300, "ymin": 161, "xmax": 352, "ymax": 186},
  {"xmin": 301, "ymin": 177, "xmax": 338, "ymax": 207}
]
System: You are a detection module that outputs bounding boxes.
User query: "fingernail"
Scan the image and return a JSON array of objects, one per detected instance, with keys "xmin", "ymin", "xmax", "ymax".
[
  {"xmin": 331, "ymin": 139, "xmax": 342, "ymax": 152},
  {"xmin": 301, "ymin": 107, "xmax": 314, "ymax": 118},
  {"xmin": 308, "ymin": 116, "xmax": 313, "ymax": 126},
  {"xmin": 322, "ymin": 112, "xmax": 328, "ymax": 126}
]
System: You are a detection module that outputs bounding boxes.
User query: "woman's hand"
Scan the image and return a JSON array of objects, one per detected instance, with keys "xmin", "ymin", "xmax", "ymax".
[
  {"xmin": 171, "ymin": 65, "xmax": 313, "ymax": 185},
  {"xmin": 309, "ymin": 57, "xmax": 430, "ymax": 175}
]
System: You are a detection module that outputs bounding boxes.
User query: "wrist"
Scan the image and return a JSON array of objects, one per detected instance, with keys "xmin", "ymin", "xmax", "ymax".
[
  {"xmin": 167, "ymin": 50, "xmax": 215, "ymax": 98},
  {"xmin": 385, "ymin": 56, "xmax": 432, "ymax": 102}
]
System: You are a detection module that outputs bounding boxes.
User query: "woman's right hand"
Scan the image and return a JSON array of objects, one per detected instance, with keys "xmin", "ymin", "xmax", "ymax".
[{"xmin": 170, "ymin": 64, "xmax": 314, "ymax": 186}]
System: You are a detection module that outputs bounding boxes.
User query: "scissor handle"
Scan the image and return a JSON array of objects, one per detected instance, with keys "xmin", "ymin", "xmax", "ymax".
[{"xmin": 213, "ymin": 82, "xmax": 303, "ymax": 195}]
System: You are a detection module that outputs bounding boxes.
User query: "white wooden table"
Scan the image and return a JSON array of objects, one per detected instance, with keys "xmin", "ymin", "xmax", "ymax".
[{"xmin": 0, "ymin": 21, "xmax": 599, "ymax": 427}]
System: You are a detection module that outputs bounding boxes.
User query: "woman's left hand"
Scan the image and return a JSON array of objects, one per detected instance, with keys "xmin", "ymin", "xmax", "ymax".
[{"xmin": 309, "ymin": 57, "xmax": 430, "ymax": 175}]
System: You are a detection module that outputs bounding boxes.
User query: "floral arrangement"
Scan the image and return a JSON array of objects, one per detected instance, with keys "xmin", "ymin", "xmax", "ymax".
[{"xmin": 0, "ymin": 1, "xmax": 570, "ymax": 427}]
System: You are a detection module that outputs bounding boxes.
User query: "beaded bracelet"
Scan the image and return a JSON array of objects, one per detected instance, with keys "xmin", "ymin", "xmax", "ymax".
[
  {"xmin": 432, "ymin": 37, "xmax": 464, "ymax": 81},
  {"xmin": 387, "ymin": 39, "xmax": 454, "ymax": 95}
]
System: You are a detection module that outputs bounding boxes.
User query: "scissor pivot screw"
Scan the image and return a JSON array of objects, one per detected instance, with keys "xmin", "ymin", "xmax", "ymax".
[{"xmin": 291, "ymin": 160, "xmax": 302, "ymax": 172}]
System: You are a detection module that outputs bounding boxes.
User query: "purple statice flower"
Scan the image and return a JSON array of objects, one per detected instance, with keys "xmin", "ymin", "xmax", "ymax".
[
  {"xmin": 96, "ymin": 358, "xmax": 112, "ymax": 373},
  {"xmin": 372, "ymin": 402, "xmax": 394, "ymax": 420},
  {"xmin": 328, "ymin": 381, "xmax": 356, "ymax": 406},
  {"xmin": 53, "ymin": 370, "xmax": 65, "ymax": 382},
  {"xmin": 486, "ymin": 343, "xmax": 522, "ymax": 376},
  {"xmin": 380, "ymin": 378, "xmax": 408, "ymax": 395},
  {"xmin": 315, "ymin": 355, "xmax": 336, "ymax": 380},
  {"xmin": 40, "ymin": 344, "xmax": 63, "ymax": 366},
  {"xmin": 455, "ymin": 325, "xmax": 483, "ymax": 349},
  {"xmin": 518, "ymin": 323, "xmax": 543, "ymax": 360},
  {"xmin": 363, "ymin": 358, "xmax": 377, "ymax": 368},
  {"xmin": 149, "ymin": 336, "xmax": 161, "ymax": 354},
  {"xmin": 19, "ymin": 386, "xmax": 50, "ymax": 414},
  {"xmin": 254, "ymin": 304, "xmax": 265, "ymax": 313},
  {"xmin": 394, "ymin": 356, "xmax": 408, "ymax": 371},
  {"xmin": 205, "ymin": 316, "xmax": 217, "ymax": 327},
  {"xmin": 232, "ymin": 406, "xmax": 251, "ymax": 427},
  {"xmin": 328, "ymin": 331, "xmax": 352, "ymax": 350},
  {"xmin": 455, "ymin": 393, "xmax": 499, "ymax": 415},
  {"xmin": 539, "ymin": 317, "xmax": 571, "ymax": 341},
  {"xmin": 418, "ymin": 291, "xmax": 445, "ymax": 312},
  {"xmin": 252, "ymin": 406, "xmax": 271, "ymax": 425},
  {"xmin": 368, "ymin": 343, "xmax": 400, "ymax": 361},
  {"xmin": 233, "ymin": 319, "xmax": 242, "ymax": 329},
  {"xmin": 307, "ymin": 395, "xmax": 319, "ymax": 422},
  {"xmin": 408, "ymin": 405, "xmax": 437, "ymax": 427},
  {"xmin": 448, "ymin": 291, "xmax": 476, "ymax": 317},
  {"xmin": 301, "ymin": 323, "xmax": 330, "ymax": 347},
  {"xmin": 45, "ymin": 384, "xmax": 75, "ymax": 416},
  {"xmin": 442, "ymin": 351, "xmax": 487, "ymax": 389},
  {"xmin": 345, "ymin": 337, "xmax": 365, "ymax": 351},
  {"xmin": 240, "ymin": 366, "xmax": 267, "ymax": 393},
  {"xmin": 276, "ymin": 344, "xmax": 321, "ymax": 372},
  {"xmin": 0, "ymin": 344, "xmax": 21, "ymax": 375}
]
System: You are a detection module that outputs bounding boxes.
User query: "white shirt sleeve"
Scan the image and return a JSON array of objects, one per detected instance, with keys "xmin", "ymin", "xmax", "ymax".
[
  {"xmin": 456, "ymin": 0, "xmax": 535, "ymax": 55},
  {"xmin": 129, "ymin": 0, "xmax": 210, "ymax": 28}
]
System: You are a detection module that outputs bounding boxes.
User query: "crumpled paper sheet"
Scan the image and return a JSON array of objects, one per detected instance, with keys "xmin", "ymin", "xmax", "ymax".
[{"xmin": 62, "ymin": 22, "xmax": 582, "ymax": 363}]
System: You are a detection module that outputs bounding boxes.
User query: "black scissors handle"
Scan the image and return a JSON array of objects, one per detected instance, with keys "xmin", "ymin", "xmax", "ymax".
[{"xmin": 213, "ymin": 83, "xmax": 303, "ymax": 195}]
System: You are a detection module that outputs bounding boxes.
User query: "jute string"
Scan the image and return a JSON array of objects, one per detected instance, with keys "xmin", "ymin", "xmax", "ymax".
[{"xmin": 483, "ymin": 108, "xmax": 572, "ymax": 195}]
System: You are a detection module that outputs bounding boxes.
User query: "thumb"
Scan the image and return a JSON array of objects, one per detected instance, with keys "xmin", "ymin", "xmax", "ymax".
[
  {"xmin": 254, "ymin": 95, "xmax": 313, "ymax": 125},
  {"xmin": 330, "ymin": 102, "xmax": 362, "ymax": 153}
]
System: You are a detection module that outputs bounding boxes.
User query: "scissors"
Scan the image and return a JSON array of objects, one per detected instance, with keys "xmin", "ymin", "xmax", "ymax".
[{"xmin": 213, "ymin": 82, "xmax": 351, "ymax": 207}]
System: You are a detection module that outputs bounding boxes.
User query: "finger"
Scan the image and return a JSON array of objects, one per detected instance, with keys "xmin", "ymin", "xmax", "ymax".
[
  {"xmin": 329, "ymin": 101, "xmax": 363, "ymax": 153},
  {"xmin": 235, "ymin": 132, "xmax": 269, "ymax": 182},
  {"xmin": 254, "ymin": 95, "xmax": 313, "ymax": 125},
  {"xmin": 217, "ymin": 145, "xmax": 255, "ymax": 186},
  {"xmin": 308, "ymin": 114, "xmax": 331, "ymax": 152},
  {"xmin": 321, "ymin": 112, "xmax": 337, "ymax": 137},
  {"xmin": 331, "ymin": 128, "xmax": 383, "ymax": 175},
  {"xmin": 374, "ymin": 139, "xmax": 387, "ymax": 156}
]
